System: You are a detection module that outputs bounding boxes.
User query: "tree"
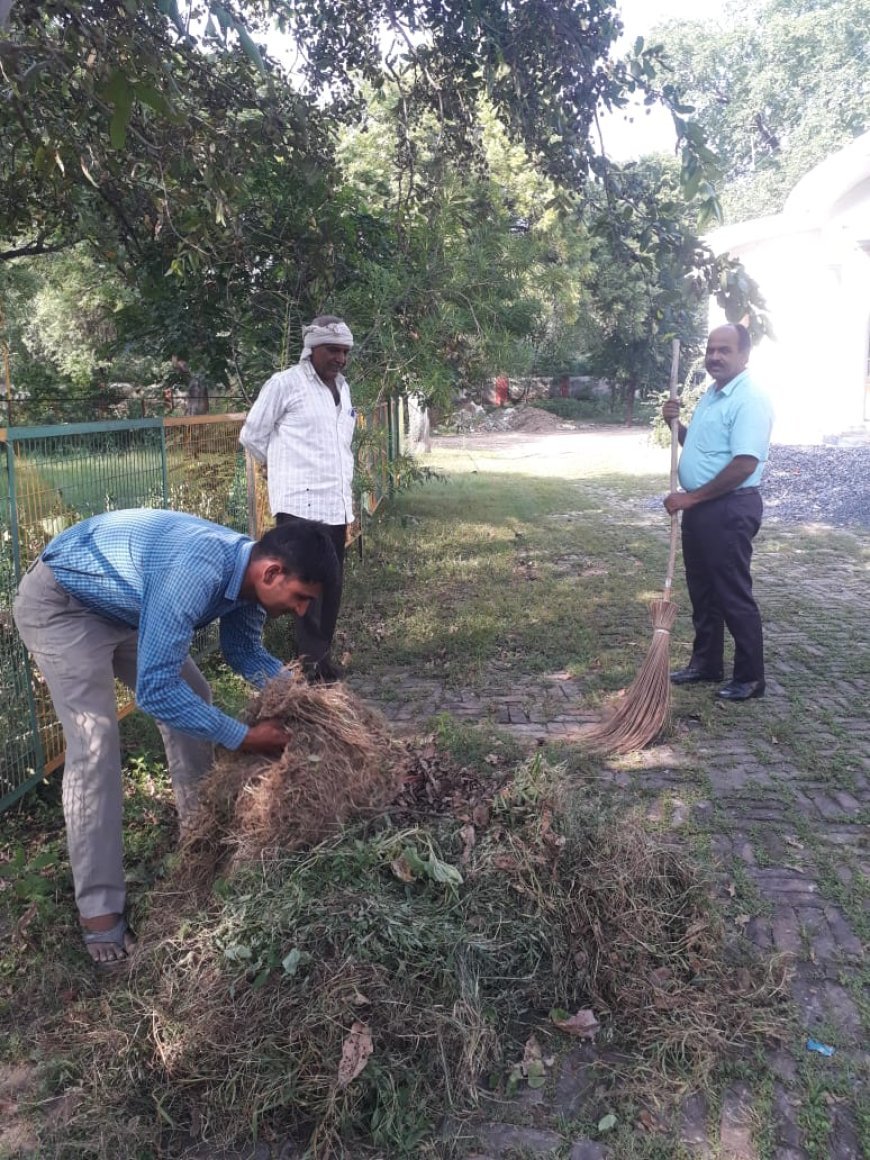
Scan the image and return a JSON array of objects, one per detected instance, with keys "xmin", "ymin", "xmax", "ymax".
[
  {"xmin": 1, "ymin": 1, "xmax": 764, "ymax": 414},
  {"xmin": 578, "ymin": 158, "xmax": 705, "ymax": 421},
  {"xmin": 330, "ymin": 91, "xmax": 598, "ymax": 402},
  {"xmin": 651, "ymin": 0, "xmax": 869, "ymax": 220},
  {"xmin": 576, "ymin": 155, "xmax": 772, "ymax": 421}
]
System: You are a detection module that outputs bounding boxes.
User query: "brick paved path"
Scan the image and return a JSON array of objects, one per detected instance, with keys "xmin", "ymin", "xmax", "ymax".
[{"xmin": 349, "ymin": 498, "xmax": 868, "ymax": 1157}]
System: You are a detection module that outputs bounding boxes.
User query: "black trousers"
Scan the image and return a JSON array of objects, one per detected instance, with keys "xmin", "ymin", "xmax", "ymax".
[
  {"xmin": 681, "ymin": 489, "xmax": 764, "ymax": 684},
  {"xmin": 275, "ymin": 513, "xmax": 347, "ymax": 664}
]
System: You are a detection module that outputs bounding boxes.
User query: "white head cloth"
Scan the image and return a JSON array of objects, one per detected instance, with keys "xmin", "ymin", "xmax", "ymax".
[{"xmin": 300, "ymin": 320, "xmax": 354, "ymax": 360}]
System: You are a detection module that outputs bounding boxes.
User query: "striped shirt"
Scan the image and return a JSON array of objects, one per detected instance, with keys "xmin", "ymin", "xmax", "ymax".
[
  {"xmin": 239, "ymin": 359, "xmax": 355, "ymax": 525},
  {"xmin": 41, "ymin": 509, "xmax": 283, "ymax": 750}
]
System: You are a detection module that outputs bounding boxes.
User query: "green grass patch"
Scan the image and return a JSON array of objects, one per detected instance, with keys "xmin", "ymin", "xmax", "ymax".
[{"xmin": 344, "ymin": 467, "xmax": 682, "ymax": 690}]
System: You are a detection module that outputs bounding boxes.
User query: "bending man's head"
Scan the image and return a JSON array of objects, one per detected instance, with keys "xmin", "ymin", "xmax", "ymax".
[{"xmin": 245, "ymin": 520, "xmax": 340, "ymax": 618}]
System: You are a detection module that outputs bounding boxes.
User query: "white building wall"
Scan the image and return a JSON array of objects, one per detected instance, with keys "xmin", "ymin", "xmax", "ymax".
[{"xmin": 708, "ymin": 133, "xmax": 870, "ymax": 445}]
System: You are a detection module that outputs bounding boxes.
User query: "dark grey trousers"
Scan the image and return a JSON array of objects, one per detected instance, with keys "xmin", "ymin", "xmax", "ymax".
[
  {"xmin": 681, "ymin": 488, "xmax": 765, "ymax": 684},
  {"xmin": 275, "ymin": 514, "xmax": 347, "ymax": 663}
]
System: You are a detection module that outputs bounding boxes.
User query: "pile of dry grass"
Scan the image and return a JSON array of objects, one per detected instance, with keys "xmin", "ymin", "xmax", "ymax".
[
  {"xmin": 557, "ymin": 814, "xmax": 790, "ymax": 1072},
  {"xmin": 178, "ymin": 670, "xmax": 409, "ymax": 886},
  {"xmin": 469, "ymin": 771, "xmax": 791, "ymax": 1081},
  {"xmin": 41, "ymin": 756, "xmax": 789, "ymax": 1158}
]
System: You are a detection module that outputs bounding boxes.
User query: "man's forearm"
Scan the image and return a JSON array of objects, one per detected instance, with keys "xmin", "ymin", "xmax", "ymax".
[{"xmin": 684, "ymin": 455, "xmax": 758, "ymax": 506}]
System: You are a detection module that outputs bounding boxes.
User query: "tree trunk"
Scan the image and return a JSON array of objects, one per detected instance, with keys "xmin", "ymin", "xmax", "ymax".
[{"xmin": 624, "ymin": 378, "xmax": 636, "ymax": 426}]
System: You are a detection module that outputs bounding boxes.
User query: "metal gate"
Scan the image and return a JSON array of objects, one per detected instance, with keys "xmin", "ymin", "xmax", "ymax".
[{"xmin": 0, "ymin": 415, "xmax": 253, "ymax": 809}]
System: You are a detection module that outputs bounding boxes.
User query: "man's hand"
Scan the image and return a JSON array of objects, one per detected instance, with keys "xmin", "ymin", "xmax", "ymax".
[
  {"xmin": 239, "ymin": 718, "xmax": 292, "ymax": 755},
  {"xmin": 663, "ymin": 490, "xmax": 696, "ymax": 514},
  {"xmin": 662, "ymin": 399, "xmax": 681, "ymax": 424}
]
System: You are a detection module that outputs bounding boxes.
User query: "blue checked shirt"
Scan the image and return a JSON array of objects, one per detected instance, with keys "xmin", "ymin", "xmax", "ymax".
[{"xmin": 41, "ymin": 509, "xmax": 283, "ymax": 749}]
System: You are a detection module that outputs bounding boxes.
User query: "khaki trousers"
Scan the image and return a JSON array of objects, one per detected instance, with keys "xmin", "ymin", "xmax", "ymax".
[{"xmin": 13, "ymin": 560, "xmax": 213, "ymax": 919}]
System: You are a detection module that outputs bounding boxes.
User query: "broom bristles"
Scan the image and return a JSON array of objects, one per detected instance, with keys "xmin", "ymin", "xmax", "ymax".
[{"xmin": 582, "ymin": 596, "xmax": 678, "ymax": 755}]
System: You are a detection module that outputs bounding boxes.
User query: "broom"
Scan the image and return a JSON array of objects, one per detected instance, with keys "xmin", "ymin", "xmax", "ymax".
[{"xmin": 582, "ymin": 338, "xmax": 682, "ymax": 755}]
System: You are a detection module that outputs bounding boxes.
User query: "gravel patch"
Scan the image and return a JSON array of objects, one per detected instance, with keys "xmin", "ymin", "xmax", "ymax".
[
  {"xmin": 762, "ymin": 443, "xmax": 870, "ymax": 529},
  {"xmin": 437, "ymin": 415, "xmax": 870, "ymax": 530}
]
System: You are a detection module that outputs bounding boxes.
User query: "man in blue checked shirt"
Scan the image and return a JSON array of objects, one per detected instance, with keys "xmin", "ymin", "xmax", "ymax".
[{"xmin": 13, "ymin": 509, "xmax": 338, "ymax": 968}]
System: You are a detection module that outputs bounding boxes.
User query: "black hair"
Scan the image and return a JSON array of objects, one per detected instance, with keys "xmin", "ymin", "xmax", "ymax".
[{"xmin": 251, "ymin": 521, "xmax": 339, "ymax": 588}]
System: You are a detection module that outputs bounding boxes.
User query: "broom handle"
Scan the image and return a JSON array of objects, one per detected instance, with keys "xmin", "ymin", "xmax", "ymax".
[{"xmin": 663, "ymin": 338, "xmax": 681, "ymax": 600}]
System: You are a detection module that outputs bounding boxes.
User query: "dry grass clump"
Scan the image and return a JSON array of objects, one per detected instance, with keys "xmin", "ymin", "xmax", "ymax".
[
  {"xmin": 178, "ymin": 670, "xmax": 408, "ymax": 886},
  {"xmin": 558, "ymin": 814, "xmax": 790, "ymax": 1073},
  {"xmin": 72, "ymin": 825, "xmax": 503, "ymax": 1159},
  {"xmin": 469, "ymin": 766, "xmax": 790, "ymax": 1081}
]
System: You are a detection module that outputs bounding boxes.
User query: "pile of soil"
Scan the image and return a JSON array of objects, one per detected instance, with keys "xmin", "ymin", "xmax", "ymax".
[
  {"xmin": 506, "ymin": 406, "xmax": 570, "ymax": 433},
  {"xmin": 475, "ymin": 405, "xmax": 571, "ymax": 434}
]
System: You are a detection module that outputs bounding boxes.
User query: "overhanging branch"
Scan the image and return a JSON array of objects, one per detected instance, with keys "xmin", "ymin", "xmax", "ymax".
[{"xmin": 0, "ymin": 236, "xmax": 68, "ymax": 262}]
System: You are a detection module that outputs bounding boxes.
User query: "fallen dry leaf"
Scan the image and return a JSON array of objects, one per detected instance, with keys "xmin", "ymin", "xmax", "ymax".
[
  {"xmin": 337, "ymin": 1022, "xmax": 373, "ymax": 1089},
  {"xmin": 637, "ymin": 1108, "xmax": 661, "ymax": 1132},
  {"xmin": 459, "ymin": 824, "xmax": 476, "ymax": 865},
  {"xmin": 493, "ymin": 854, "xmax": 517, "ymax": 872},
  {"xmin": 390, "ymin": 855, "xmax": 416, "ymax": 884},
  {"xmin": 14, "ymin": 902, "xmax": 38, "ymax": 943},
  {"xmin": 551, "ymin": 1009, "xmax": 600, "ymax": 1039},
  {"xmin": 472, "ymin": 803, "xmax": 491, "ymax": 828}
]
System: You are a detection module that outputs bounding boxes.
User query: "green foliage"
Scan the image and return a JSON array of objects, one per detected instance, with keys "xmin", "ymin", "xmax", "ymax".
[
  {"xmin": 1, "ymin": 247, "xmax": 145, "ymax": 390},
  {"xmin": 0, "ymin": 0, "xmax": 767, "ymax": 418},
  {"xmin": 578, "ymin": 158, "xmax": 712, "ymax": 402},
  {"xmin": 0, "ymin": 844, "xmax": 57, "ymax": 903},
  {"xmin": 652, "ymin": 0, "xmax": 869, "ymax": 220}
]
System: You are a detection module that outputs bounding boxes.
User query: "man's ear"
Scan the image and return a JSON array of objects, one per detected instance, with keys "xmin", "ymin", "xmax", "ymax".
[{"xmin": 262, "ymin": 560, "xmax": 284, "ymax": 584}]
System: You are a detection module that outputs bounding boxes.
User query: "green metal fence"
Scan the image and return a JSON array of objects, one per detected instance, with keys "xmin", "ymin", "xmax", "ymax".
[{"xmin": 0, "ymin": 401, "xmax": 403, "ymax": 811}]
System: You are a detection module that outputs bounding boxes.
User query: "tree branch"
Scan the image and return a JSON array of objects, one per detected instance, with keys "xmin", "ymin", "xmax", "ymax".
[{"xmin": 0, "ymin": 236, "xmax": 68, "ymax": 262}]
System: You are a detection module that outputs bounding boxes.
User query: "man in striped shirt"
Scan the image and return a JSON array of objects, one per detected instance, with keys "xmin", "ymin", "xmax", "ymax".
[
  {"xmin": 13, "ymin": 509, "xmax": 338, "ymax": 966},
  {"xmin": 240, "ymin": 315, "xmax": 356, "ymax": 683}
]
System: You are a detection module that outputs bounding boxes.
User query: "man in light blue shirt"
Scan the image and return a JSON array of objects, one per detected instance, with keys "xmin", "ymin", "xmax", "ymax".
[
  {"xmin": 662, "ymin": 324, "xmax": 774, "ymax": 702},
  {"xmin": 13, "ymin": 511, "xmax": 338, "ymax": 967}
]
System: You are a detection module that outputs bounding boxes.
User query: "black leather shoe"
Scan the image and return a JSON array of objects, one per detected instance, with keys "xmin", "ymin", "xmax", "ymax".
[
  {"xmin": 670, "ymin": 666, "xmax": 724, "ymax": 685},
  {"xmin": 717, "ymin": 679, "xmax": 765, "ymax": 701}
]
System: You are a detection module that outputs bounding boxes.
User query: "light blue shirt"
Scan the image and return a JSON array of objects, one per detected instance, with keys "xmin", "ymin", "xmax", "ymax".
[
  {"xmin": 41, "ymin": 509, "xmax": 283, "ymax": 749},
  {"xmin": 678, "ymin": 371, "xmax": 774, "ymax": 492}
]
